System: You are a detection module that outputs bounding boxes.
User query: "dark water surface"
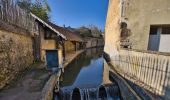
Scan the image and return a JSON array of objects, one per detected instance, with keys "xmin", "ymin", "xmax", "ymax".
[
  {"xmin": 55, "ymin": 48, "xmax": 121, "ymax": 100},
  {"xmin": 60, "ymin": 47, "xmax": 104, "ymax": 88}
]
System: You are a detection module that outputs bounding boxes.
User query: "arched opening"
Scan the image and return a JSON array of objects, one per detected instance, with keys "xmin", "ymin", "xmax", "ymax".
[
  {"xmin": 72, "ymin": 88, "xmax": 81, "ymax": 100},
  {"xmin": 98, "ymin": 85, "xmax": 107, "ymax": 99}
]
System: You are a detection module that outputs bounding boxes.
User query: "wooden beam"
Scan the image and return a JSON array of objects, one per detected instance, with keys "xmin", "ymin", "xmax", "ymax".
[{"xmin": 31, "ymin": 13, "xmax": 67, "ymax": 40}]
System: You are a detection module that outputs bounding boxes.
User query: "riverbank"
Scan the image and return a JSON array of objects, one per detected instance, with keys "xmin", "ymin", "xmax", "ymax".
[
  {"xmin": 0, "ymin": 50, "xmax": 84, "ymax": 100},
  {"xmin": 41, "ymin": 50, "xmax": 85, "ymax": 100},
  {"xmin": 0, "ymin": 63, "xmax": 49, "ymax": 100}
]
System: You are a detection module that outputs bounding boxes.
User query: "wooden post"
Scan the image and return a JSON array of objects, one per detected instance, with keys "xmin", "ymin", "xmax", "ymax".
[
  {"xmin": 62, "ymin": 41, "xmax": 66, "ymax": 60},
  {"xmin": 33, "ymin": 22, "xmax": 41, "ymax": 62},
  {"xmin": 75, "ymin": 42, "xmax": 77, "ymax": 52}
]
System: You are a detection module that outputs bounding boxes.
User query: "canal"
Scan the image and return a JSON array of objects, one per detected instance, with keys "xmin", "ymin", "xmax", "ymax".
[
  {"xmin": 60, "ymin": 47, "xmax": 104, "ymax": 88},
  {"xmin": 54, "ymin": 47, "xmax": 121, "ymax": 100}
]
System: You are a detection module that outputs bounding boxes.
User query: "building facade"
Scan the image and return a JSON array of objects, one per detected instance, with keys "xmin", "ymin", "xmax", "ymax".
[
  {"xmin": 105, "ymin": 0, "xmax": 170, "ymax": 54},
  {"xmin": 104, "ymin": 0, "xmax": 170, "ymax": 98},
  {"xmin": 48, "ymin": 23, "xmax": 85, "ymax": 54},
  {"xmin": 31, "ymin": 14, "xmax": 66, "ymax": 62}
]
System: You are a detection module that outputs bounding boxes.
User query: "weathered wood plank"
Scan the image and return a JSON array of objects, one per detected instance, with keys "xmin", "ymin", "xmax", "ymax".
[{"xmin": 0, "ymin": 0, "xmax": 35, "ymax": 34}]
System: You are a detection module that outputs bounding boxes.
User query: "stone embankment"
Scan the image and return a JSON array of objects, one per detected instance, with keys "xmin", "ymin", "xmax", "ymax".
[
  {"xmin": 41, "ymin": 50, "xmax": 85, "ymax": 100},
  {"xmin": 0, "ymin": 30, "xmax": 33, "ymax": 90}
]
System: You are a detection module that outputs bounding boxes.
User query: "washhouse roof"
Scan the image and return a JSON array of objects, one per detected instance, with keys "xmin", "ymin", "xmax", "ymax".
[
  {"xmin": 31, "ymin": 13, "xmax": 67, "ymax": 40},
  {"xmin": 47, "ymin": 22, "xmax": 84, "ymax": 42}
]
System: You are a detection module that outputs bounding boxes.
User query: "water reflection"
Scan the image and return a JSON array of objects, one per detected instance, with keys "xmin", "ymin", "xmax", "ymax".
[
  {"xmin": 73, "ymin": 58, "xmax": 103, "ymax": 88},
  {"xmin": 60, "ymin": 47, "xmax": 104, "ymax": 88},
  {"xmin": 55, "ymin": 47, "xmax": 121, "ymax": 100}
]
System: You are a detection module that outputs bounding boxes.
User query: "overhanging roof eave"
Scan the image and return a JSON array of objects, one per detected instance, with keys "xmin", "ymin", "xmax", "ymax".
[{"xmin": 30, "ymin": 13, "xmax": 67, "ymax": 40}]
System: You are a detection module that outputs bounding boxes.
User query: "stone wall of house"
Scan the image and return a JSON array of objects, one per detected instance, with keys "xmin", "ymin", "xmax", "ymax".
[
  {"xmin": 41, "ymin": 39, "xmax": 56, "ymax": 61},
  {"xmin": 105, "ymin": 0, "xmax": 170, "ymax": 98},
  {"xmin": 123, "ymin": 0, "xmax": 170, "ymax": 50},
  {"xmin": 104, "ymin": 0, "xmax": 121, "ymax": 57},
  {"xmin": 0, "ymin": 30, "xmax": 33, "ymax": 89},
  {"xmin": 65, "ymin": 41, "xmax": 75, "ymax": 52},
  {"xmin": 85, "ymin": 39, "xmax": 92, "ymax": 48},
  {"xmin": 85, "ymin": 38, "xmax": 104, "ymax": 48},
  {"xmin": 39, "ymin": 26, "xmax": 57, "ymax": 61},
  {"xmin": 97, "ymin": 39, "xmax": 104, "ymax": 47},
  {"xmin": 105, "ymin": 0, "xmax": 170, "ymax": 52}
]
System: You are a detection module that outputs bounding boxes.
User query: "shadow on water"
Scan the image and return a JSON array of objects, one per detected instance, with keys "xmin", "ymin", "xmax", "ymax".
[{"xmin": 54, "ymin": 47, "xmax": 121, "ymax": 100}]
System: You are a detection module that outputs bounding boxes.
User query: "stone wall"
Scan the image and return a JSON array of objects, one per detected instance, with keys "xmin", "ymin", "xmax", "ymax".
[
  {"xmin": 39, "ymin": 26, "xmax": 57, "ymax": 61},
  {"xmin": 105, "ymin": 0, "xmax": 170, "ymax": 52},
  {"xmin": 85, "ymin": 39, "xmax": 92, "ymax": 48},
  {"xmin": 41, "ymin": 39, "xmax": 56, "ymax": 61},
  {"xmin": 64, "ymin": 41, "xmax": 75, "ymax": 52},
  {"xmin": 85, "ymin": 38, "xmax": 104, "ymax": 48},
  {"xmin": 0, "ymin": 30, "xmax": 33, "ymax": 89},
  {"xmin": 110, "ymin": 49, "xmax": 170, "ymax": 99},
  {"xmin": 105, "ymin": 0, "xmax": 170, "ymax": 98},
  {"xmin": 104, "ymin": 0, "xmax": 121, "ymax": 56},
  {"xmin": 123, "ymin": 0, "xmax": 170, "ymax": 50},
  {"xmin": 97, "ymin": 39, "xmax": 105, "ymax": 47}
]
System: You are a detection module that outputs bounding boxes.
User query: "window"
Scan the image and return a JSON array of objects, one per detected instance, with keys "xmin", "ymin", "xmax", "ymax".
[
  {"xmin": 162, "ymin": 26, "xmax": 170, "ymax": 34},
  {"xmin": 150, "ymin": 25, "xmax": 170, "ymax": 35},
  {"xmin": 44, "ymin": 30, "xmax": 53, "ymax": 39},
  {"xmin": 150, "ymin": 26, "xmax": 158, "ymax": 35}
]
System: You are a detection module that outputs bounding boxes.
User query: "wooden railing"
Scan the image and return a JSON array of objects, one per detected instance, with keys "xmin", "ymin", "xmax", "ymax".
[
  {"xmin": 111, "ymin": 49, "xmax": 170, "ymax": 99},
  {"xmin": 0, "ymin": 0, "xmax": 35, "ymax": 34}
]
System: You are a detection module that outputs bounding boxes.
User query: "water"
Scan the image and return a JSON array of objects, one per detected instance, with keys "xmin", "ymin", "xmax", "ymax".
[
  {"xmin": 54, "ymin": 48, "xmax": 121, "ymax": 100},
  {"xmin": 60, "ymin": 48, "xmax": 104, "ymax": 88},
  {"xmin": 104, "ymin": 85, "xmax": 120, "ymax": 100},
  {"xmin": 54, "ymin": 84, "xmax": 120, "ymax": 100},
  {"xmin": 79, "ymin": 88, "xmax": 98, "ymax": 100}
]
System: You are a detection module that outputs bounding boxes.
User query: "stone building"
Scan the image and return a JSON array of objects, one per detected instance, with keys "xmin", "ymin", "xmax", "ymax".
[
  {"xmin": 85, "ymin": 37, "xmax": 104, "ymax": 48},
  {"xmin": 48, "ymin": 23, "xmax": 85, "ymax": 55},
  {"xmin": 104, "ymin": 0, "xmax": 170, "ymax": 98},
  {"xmin": 71, "ymin": 27, "xmax": 105, "ymax": 48},
  {"xmin": 105, "ymin": 0, "xmax": 170, "ymax": 54},
  {"xmin": 31, "ymin": 14, "xmax": 66, "ymax": 62}
]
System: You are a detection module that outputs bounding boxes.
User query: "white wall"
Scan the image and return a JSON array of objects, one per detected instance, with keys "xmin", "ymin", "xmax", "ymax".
[{"xmin": 159, "ymin": 35, "xmax": 170, "ymax": 52}]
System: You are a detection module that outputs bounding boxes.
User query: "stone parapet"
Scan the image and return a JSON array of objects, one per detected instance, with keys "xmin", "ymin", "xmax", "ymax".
[{"xmin": 110, "ymin": 49, "xmax": 170, "ymax": 99}]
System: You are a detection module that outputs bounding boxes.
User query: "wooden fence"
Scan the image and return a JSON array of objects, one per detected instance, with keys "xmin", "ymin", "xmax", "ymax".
[
  {"xmin": 0, "ymin": 0, "xmax": 35, "ymax": 33},
  {"xmin": 111, "ymin": 49, "xmax": 170, "ymax": 99}
]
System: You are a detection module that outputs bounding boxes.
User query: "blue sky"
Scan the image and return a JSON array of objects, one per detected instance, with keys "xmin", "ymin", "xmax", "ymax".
[{"xmin": 47, "ymin": 0, "xmax": 109, "ymax": 31}]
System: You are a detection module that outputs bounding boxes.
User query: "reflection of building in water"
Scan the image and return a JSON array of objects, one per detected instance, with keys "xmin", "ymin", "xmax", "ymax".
[
  {"xmin": 60, "ymin": 48, "xmax": 103, "ymax": 87},
  {"xmin": 91, "ymin": 48, "xmax": 97, "ymax": 55},
  {"xmin": 103, "ymin": 60, "xmax": 112, "ymax": 84},
  {"xmin": 85, "ymin": 47, "xmax": 103, "ymax": 59}
]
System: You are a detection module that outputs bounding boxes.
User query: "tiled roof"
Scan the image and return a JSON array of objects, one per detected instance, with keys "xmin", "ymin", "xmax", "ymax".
[
  {"xmin": 31, "ymin": 13, "xmax": 84, "ymax": 42},
  {"xmin": 47, "ymin": 22, "xmax": 84, "ymax": 42}
]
